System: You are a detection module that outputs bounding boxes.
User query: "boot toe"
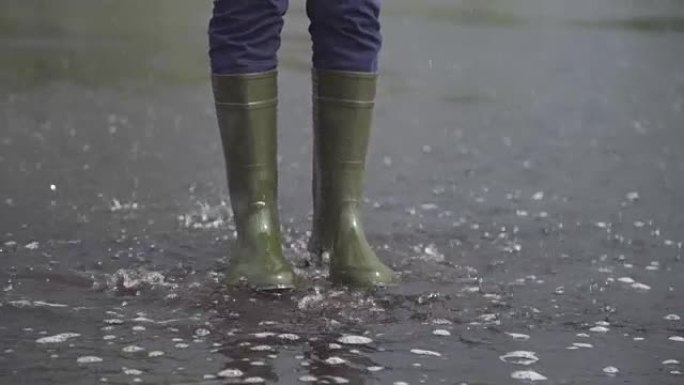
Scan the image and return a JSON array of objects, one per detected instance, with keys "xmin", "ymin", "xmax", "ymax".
[{"xmin": 226, "ymin": 263, "xmax": 296, "ymax": 291}]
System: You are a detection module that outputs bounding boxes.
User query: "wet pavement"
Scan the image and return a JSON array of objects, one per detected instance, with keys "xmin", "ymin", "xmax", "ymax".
[{"xmin": 1, "ymin": 0, "xmax": 683, "ymax": 384}]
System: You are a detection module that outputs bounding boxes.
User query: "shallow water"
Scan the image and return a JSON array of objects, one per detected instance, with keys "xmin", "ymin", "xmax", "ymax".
[{"xmin": 1, "ymin": 0, "xmax": 683, "ymax": 384}]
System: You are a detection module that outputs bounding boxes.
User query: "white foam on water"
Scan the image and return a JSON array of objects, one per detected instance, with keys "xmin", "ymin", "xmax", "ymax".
[
  {"xmin": 104, "ymin": 319, "xmax": 124, "ymax": 325},
  {"xmin": 668, "ymin": 336, "xmax": 684, "ymax": 342},
  {"xmin": 338, "ymin": 335, "xmax": 372, "ymax": 345},
  {"xmin": 194, "ymin": 328, "xmax": 211, "ymax": 337},
  {"xmin": 328, "ymin": 343, "xmax": 342, "ymax": 350},
  {"xmin": 299, "ymin": 375, "xmax": 318, "ymax": 382},
  {"xmin": 132, "ymin": 326, "xmax": 146, "ymax": 332},
  {"xmin": 506, "ymin": 332, "xmax": 531, "ymax": 341},
  {"xmin": 394, "ymin": 382, "xmax": 409, "ymax": 385},
  {"xmin": 217, "ymin": 369, "xmax": 243, "ymax": 378},
  {"xmin": 77, "ymin": 356, "xmax": 103, "ymax": 364},
  {"xmin": 576, "ymin": 333, "xmax": 590, "ymax": 338},
  {"xmin": 367, "ymin": 366, "xmax": 384, "ymax": 372},
  {"xmin": 36, "ymin": 333, "xmax": 80, "ymax": 344},
  {"xmin": 324, "ymin": 357, "xmax": 347, "ymax": 365},
  {"xmin": 617, "ymin": 277, "xmax": 635, "ymax": 284},
  {"xmin": 664, "ymin": 314, "xmax": 681, "ymax": 321},
  {"xmin": 250, "ymin": 345, "xmax": 272, "ymax": 351},
  {"xmin": 572, "ymin": 342, "xmax": 593, "ymax": 349},
  {"xmin": 510, "ymin": 370, "xmax": 547, "ymax": 381},
  {"xmin": 203, "ymin": 374, "xmax": 216, "ymax": 380},
  {"xmin": 25, "ymin": 241, "xmax": 39, "ymax": 250},
  {"xmin": 250, "ymin": 361, "xmax": 266, "ymax": 366},
  {"xmin": 499, "ymin": 351, "xmax": 539, "ymax": 366},
  {"xmin": 410, "ymin": 349, "xmax": 442, "ymax": 357},
  {"xmin": 433, "ymin": 329, "xmax": 451, "ymax": 336},
  {"xmin": 148, "ymin": 351, "xmax": 164, "ymax": 357},
  {"xmin": 175, "ymin": 343, "xmax": 189, "ymax": 349},
  {"xmin": 590, "ymin": 326, "xmax": 609, "ymax": 333},
  {"xmin": 663, "ymin": 359, "xmax": 680, "ymax": 365}
]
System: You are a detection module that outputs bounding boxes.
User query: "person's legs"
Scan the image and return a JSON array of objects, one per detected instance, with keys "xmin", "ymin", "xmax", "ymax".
[
  {"xmin": 209, "ymin": 0, "xmax": 295, "ymax": 289},
  {"xmin": 307, "ymin": 0, "xmax": 395, "ymax": 287}
]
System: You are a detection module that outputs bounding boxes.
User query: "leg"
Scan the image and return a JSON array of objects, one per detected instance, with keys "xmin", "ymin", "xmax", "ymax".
[
  {"xmin": 209, "ymin": 0, "xmax": 295, "ymax": 290},
  {"xmin": 307, "ymin": 0, "xmax": 395, "ymax": 287}
]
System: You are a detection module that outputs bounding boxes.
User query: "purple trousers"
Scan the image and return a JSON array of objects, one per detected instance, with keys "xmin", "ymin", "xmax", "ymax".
[{"xmin": 209, "ymin": 0, "xmax": 382, "ymax": 74}]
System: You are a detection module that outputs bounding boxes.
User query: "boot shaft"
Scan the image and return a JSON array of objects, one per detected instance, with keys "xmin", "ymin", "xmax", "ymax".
[
  {"xmin": 312, "ymin": 70, "xmax": 378, "ymax": 203},
  {"xmin": 212, "ymin": 71, "xmax": 280, "ymax": 232}
]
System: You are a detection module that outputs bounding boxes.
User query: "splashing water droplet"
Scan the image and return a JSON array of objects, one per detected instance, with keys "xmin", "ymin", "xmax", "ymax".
[
  {"xmin": 499, "ymin": 351, "xmax": 539, "ymax": 366},
  {"xmin": 511, "ymin": 370, "xmax": 547, "ymax": 381},
  {"xmin": 338, "ymin": 335, "xmax": 373, "ymax": 345}
]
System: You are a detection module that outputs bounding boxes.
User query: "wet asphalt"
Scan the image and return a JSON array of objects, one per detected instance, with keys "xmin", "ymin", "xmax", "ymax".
[{"xmin": 1, "ymin": 0, "xmax": 683, "ymax": 384}]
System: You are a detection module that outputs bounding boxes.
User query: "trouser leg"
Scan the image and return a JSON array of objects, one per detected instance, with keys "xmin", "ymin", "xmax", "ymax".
[{"xmin": 209, "ymin": 0, "xmax": 289, "ymax": 74}]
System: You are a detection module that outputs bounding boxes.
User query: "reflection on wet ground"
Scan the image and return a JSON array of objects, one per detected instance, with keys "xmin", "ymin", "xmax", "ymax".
[{"xmin": 1, "ymin": 0, "xmax": 683, "ymax": 384}]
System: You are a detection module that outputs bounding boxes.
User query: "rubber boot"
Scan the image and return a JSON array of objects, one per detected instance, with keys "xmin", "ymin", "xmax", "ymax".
[
  {"xmin": 212, "ymin": 71, "xmax": 295, "ymax": 290},
  {"xmin": 309, "ymin": 69, "xmax": 396, "ymax": 288}
]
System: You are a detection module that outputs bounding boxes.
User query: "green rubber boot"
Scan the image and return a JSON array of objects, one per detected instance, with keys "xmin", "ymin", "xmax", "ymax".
[
  {"xmin": 212, "ymin": 71, "xmax": 295, "ymax": 290},
  {"xmin": 309, "ymin": 69, "xmax": 397, "ymax": 288}
]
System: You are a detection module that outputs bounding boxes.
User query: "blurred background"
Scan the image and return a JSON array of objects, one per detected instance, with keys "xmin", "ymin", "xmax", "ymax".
[{"xmin": 1, "ymin": 0, "xmax": 683, "ymax": 384}]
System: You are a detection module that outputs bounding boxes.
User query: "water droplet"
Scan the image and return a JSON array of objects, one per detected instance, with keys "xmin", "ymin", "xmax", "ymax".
[
  {"xmin": 278, "ymin": 333, "xmax": 300, "ymax": 341},
  {"xmin": 338, "ymin": 335, "xmax": 373, "ymax": 345},
  {"xmin": 123, "ymin": 368, "xmax": 143, "ymax": 376},
  {"xmin": 499, "ymin": 351, "xmax": 539, "ymax": 366},
  {"xmin": 36, "ymin": 333, "xmax": 80, "ymax": 344},
  {"xmin": 244, "ymin": 377, "xmax": 265, "ymax": 383},
  {"xmin": 506, "ymin": 332, "xmax": 531, "ymax": 341},
  {"xmin": 410, "ymin": 349, "xmax": 442, "ymax": 357},
  {"xmin": 433, "ymin": 329, "xmax": 451, "ymax": 336},
  {"xmin": 625, "ymin": 192, "xmax": 639, "ymax": 202},
  {"xmin": 510, "ymin": 370, "xmax": 547, "ymax": 381},
  {"xmin": 217, "ymin": 369, "xmax": 243, "ymax": 378},
  {"xmin": 631, "ymin": 282, "xmax": 651, "ymax": 291},
  {"xmin": 250, "ymin": 345, "xmax": 272, "ymax": 351},
  {"xmin": 603, "ymin": 366, "xmax": 619, "ymax": 375},
  {"xmin": 77, "ymin": 356, "xmax": 103, "ymax": 364},
  {"xmin": 324, "ymin": 357, "xmax": 347, "ymax": 365},
  {"xmin": 122, "ymin": 345, "xmax": 145, "ymax": 353}
]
